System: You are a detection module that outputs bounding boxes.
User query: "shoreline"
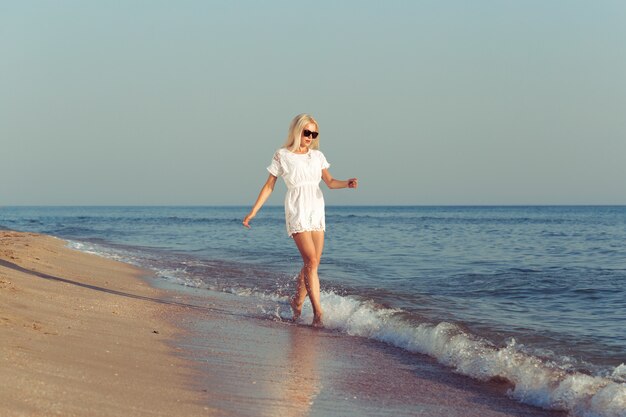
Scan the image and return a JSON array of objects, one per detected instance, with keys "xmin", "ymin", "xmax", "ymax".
[
  {"xmin": 0, "ymin": 231, "xmax": 212, "ymax": 416},
  {"xmin": 166, "ymin": 288, "xmax": 570, "ymax": 417},
  {"xmin": 0, "ymin": 229, "xmax": 605, "ymax": 416}
]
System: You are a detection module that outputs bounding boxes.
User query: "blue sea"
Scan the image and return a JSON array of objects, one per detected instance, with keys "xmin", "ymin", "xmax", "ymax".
[{"xmin": 1, "ymin": 205, "xmax": 625, "ymax": 416}]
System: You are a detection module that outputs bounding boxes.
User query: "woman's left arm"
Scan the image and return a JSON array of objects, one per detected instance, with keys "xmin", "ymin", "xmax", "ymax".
[{"xmin": 322, "ymin": 169, "xmax": 358, "ymax": 190}]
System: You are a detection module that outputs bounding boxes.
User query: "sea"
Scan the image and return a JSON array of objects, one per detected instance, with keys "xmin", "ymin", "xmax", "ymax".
[{"xmin": 1, "ymin": 205, "xmax": 625, "ymax": 417}]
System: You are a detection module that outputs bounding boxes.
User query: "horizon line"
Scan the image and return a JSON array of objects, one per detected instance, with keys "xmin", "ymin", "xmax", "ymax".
[{"xmin": 3, "ymin": 204, "xmax": 626, "ymax": 208}]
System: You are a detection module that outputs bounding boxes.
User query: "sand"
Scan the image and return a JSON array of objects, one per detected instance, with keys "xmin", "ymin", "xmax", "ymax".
[{"xmin": 0, "ymin": 231, "xmax": 212, "ymax": 416}]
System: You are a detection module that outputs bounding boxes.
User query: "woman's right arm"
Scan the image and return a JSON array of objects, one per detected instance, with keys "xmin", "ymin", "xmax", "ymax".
[{"xmin": 243, "ymin": 174, "xmax": 278, "ymax": 228}]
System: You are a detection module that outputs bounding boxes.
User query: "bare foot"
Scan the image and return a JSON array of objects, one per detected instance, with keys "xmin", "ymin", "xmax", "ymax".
[
  {"xmin": 290, "ymin": 298, "xmax": 302, "ymax": 322},
  {"xmin": 312, "ymin": 315, "xmax": 323, "ymax": 328}
]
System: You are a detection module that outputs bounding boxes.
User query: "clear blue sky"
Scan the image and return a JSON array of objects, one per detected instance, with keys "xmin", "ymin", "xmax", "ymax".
[{"xmin": 2, "ymin": 1, "xmax": 625, "ymax": 205}]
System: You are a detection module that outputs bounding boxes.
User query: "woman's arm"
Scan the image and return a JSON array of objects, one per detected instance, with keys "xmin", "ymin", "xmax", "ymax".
[
  {"xmin": 243, "ymin": 174, "xmax": 278, "ymax": 228},
  {"xmin": 322, "ymin": 169, "xmax": 358, "ymax": 190}
]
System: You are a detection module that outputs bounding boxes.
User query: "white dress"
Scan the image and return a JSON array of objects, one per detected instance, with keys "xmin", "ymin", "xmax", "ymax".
[{"xmin": 267, "ymin": 148, "xmax": 330, "ymax": 237}]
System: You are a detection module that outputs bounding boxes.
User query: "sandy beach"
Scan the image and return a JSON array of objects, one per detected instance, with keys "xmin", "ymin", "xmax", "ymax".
[
  {"xmin": 0, "ymin": 231, "xmax": 210, "ymax": 416},
  {"xmin": 1, "ymin": 230, "xmax": 572, "ymax": 417}
]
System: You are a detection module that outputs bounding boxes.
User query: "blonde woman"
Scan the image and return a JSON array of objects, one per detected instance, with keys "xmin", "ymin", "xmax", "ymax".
[{"xmin": 243, "ymin": 114, "xmax": 358, "ymax": 327}]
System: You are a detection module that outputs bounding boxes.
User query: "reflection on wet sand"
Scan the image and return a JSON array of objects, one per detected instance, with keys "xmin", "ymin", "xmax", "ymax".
[{"xmin": 265, "ymin": 325, "xmax": 321, "ymax": 417}]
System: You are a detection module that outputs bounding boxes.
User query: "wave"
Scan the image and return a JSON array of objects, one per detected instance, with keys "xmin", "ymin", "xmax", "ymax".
[
  {"xmin": 66, "ymin": 240, "xmax": 626, "ymax": 417},
  {"xmin": 151, "ymin": 259, "xmax": 626, "ymax": 417},
  {"xmin": 153, "ymin": 273, "xmax": 626, "ymax": 417},
  {"xmin": 294, "ymin": 292, "xmax": 625, "ymax": 417}
]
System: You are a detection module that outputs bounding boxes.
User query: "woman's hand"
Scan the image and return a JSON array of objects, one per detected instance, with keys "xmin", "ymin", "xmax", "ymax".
[
  {"xmin": 242, "ymin": 212, "xmax": 255, "ymax": 229},
  {"xmin": 348, "ymin": 178, "xmax": 358, "ymax": 189}
]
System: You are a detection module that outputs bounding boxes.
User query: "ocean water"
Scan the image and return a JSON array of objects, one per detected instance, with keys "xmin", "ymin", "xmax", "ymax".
[{"xmin": 2, "ymin": 205, "xmax": 625, "ymax": 417}]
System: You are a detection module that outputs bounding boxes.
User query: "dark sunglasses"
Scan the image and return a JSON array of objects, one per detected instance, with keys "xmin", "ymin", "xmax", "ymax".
[{"xmin": 302, "ymin": 129, "xmax": 319, "ymax": 139}]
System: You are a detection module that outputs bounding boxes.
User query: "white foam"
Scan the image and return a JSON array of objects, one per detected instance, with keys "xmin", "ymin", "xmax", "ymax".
[
  {"xmin": 613, "ymin": 365, "xmax": 626, "ymax": 382},
  {"xmin": 66, "ymin": 240, "xmax": 127, "ymax": 262},
  {"xmin": 292, "ymin": 291, "xmax": 626, "ymax": 417}
]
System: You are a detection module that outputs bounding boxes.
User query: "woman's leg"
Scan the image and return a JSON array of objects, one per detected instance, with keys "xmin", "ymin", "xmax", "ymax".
[
  {"xmin": 290, "ymin": 231, "xmax": 325, "ymax": 322},
  {"xmin": 290, "ymin": 268, "xmax": 307, "ymax": 321},
  {"xmin": 292, "ymin": 231, "xmax": 325, "ymax": 326}
]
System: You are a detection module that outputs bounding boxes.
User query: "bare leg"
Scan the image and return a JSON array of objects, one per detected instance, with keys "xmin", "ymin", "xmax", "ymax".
[
  {"xmin": 310, "ymin": 231, "xmax": 324, "ymax": 326},
  {"xmin": 292, "ymin": 231, "xmax": 325, "ymax": 326},
  {"xmin": 290, "ymin": 267, "xmax": 307, "ymax": 321}
]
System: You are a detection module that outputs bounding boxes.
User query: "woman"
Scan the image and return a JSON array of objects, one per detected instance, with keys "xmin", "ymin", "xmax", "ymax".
[{"xmin": 243, "ymin": 114, "xmax": 357, "ymax": 327}]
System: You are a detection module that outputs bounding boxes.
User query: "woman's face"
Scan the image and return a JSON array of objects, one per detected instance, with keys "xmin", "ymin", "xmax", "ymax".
[{"xmin": 300, "ymin": 122, "xmax": 318, "ymax": 148}]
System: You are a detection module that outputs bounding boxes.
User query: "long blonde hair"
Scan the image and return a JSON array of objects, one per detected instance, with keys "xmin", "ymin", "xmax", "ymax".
[{"xmin": 283, "ymin": 113, "xmax": 320, "ymax": 151}]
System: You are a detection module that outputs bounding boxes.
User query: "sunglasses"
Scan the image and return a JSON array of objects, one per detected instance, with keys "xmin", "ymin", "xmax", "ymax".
[{"xmin": 302, "ymin": 129, "xmax": 319, "ymax": 139}]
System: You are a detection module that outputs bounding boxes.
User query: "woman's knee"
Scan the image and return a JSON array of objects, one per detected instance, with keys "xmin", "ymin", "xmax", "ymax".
[{"xmin": 303, "ymin": 256, "xmax": 319, "ymax": 270}]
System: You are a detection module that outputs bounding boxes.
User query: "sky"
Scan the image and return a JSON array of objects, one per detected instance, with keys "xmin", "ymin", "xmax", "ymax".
[{"xmin": 1, "ymin": 1, "xmax": 625, "ymax": 206}]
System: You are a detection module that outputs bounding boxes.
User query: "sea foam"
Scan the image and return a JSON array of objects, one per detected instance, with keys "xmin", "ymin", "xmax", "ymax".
[{"xmin": 292, "ymin": 291, "xmax": 626, "ymax": 417}]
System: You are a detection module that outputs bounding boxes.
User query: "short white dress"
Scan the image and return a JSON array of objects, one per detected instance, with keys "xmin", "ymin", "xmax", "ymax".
[{"xmin": 267, "ymin": 148, "xmax": 330, "ymax": 237}]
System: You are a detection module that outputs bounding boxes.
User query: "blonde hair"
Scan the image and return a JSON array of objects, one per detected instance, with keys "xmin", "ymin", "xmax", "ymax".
[{"xmin": 283, "ymin": 113, "xmax": 320, "ymax": 151}]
